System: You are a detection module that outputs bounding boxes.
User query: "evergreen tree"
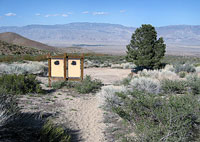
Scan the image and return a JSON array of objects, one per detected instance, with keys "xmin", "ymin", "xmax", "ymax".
[{"xmin": 126, "ymin": 24, "xmax": 166, "ymax": 69}]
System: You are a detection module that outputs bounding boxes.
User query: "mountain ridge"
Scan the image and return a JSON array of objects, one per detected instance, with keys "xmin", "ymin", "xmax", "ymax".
[{"xmin": 0, "ymin": 32, "xmax": 58, "ymax": 52}]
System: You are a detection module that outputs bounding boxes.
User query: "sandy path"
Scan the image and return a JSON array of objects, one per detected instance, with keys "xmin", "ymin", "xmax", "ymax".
[
  {"xmin": 85, "ymin": 68, "xmax": 131, "ymax": 84},
  {"xmin": 34, "ymin": 68, "xmax": 130, "ymax": 142},
  {"xmin": 57, "ymin": 93, "xmax": 106, "ymax": 142}
]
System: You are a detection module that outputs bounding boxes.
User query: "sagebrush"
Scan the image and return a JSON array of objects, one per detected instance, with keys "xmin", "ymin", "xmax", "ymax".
[
  {"xmin": 75, "ymin": 75, "xmax": 103, "ymax": 94},
  {"xmin": 0, "ymin": 74, "xmax": 43, "ymax": 94},
  {"xmin": 110, "ymin": 90, "xmax": 200, "ymax": 142}
]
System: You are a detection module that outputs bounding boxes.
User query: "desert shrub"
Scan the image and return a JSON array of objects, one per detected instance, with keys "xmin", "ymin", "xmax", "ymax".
[
  {"xmin": 111, "ymin": 64, "xmax": 122, "ymax": 69},
  {"xmin": 174, "ymin": 63, "xmax": 196, "ymax": 73},
  {"xmin": 121, "ymin": 62, "xmax": 136, "ymax": 69},
  {"xmin": 139, "ymin": 69, "xmax": 179, "ymax": 80},
  {"xmin": 85, "ymin": 54, "xmax": 126, "ymax": 64},
  {"xmin": 130, "ymin": 77, "xmax": 161, "ymax": 94},
  {"xmin": 111, "ymin": 90, "xmax": 200, "ymax": 142},
  {"xmin": 161, "ymin": 79, "xmax": 188, "ymax": 94},
  {"xmin": 195, "ymin": 67, "xmax": 200, "ymax": 73},
  {"xmin": 179, "ymin": 71, "xmax": 187, "ymax": 78},
  {"xmin": 63, "ymin": 81, "xmax": 78, "ymax": 89},
  {"xmin": 51, "ymin": 76, "xmax": 102, "ymax": 94},
  {"xmin": 186, "ymin": 74, "xmax": 200, "ymax": 95},
  {"xmin": 97, "ymin": 85, "xmax": 127, "ymax": 109},
  {"xmin": 163, "ymin": 64, "xmax": 174, "ymax": 72},
  {"xmin": 0, "ymin": 74, "xmax": 43, "ymax": 94},
  {"xmin": 40, "ymin": 120, "xmax": 71, "ymax": 142},
  {"xmin": 0, "ymin": 54, "xmax": 48, "ymax": 63},
  {"xmin": 194, "ymin": 63, "xmax": 200, "ymax": 67},
  {"xmin": 121, "ymin": 75, "xmax": 132, "ymax": 86},
  {"xmin": 75, "ymin": 75, "xmax": 103, "ymax": 94},
  {"xmin": 0, "ymin": 61, "xmax": 48, "ymax": 76},
  {"xmin": 162, "ymin": 55, "xmax": 200, "ymax": 66},
  {"xmin": 52, "ymin": 81, "xmax": 66, "ymax": 89},
  {"xmin": 52, "ymin": 81, "xmax": 77, "ymax": 90}
]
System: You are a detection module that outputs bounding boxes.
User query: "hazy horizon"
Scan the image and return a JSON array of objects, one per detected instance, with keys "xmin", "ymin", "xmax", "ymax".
[{"xmin": 1, "ymin": 22, "xmax": 200, "ymax": 28}]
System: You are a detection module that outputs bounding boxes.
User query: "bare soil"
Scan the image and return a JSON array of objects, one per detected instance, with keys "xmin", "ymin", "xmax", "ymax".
[
  {"xmin": 84, "ymin": 68, "xmax": 131, "ymax": 85},
  {"xmin": 18, "ymin": 68, "xmax": 131, "ymax": 142}
]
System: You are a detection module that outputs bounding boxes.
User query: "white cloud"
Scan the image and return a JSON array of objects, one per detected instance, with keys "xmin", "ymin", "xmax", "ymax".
[
  {"xmin": 67, "ymin": 12, "xmax": 72, "ymax": 15},
  {"xmin": 62, "ymin": 14, "xmax": 68, "ymax": 17},
  {"xmin": 43, "ymin": 11, "xmax": 73, "ymax": 18},
  {"xmin": 45, "ymin": 15, "xmax": 50, "ymax": 17},
  {"xmin": 35, "ymin": 13, "xmax": 41, "ymax": 16},
  {"xmin": 93, "ymin": 12, "xmax": 108, "ymax": 15},
  {"xmin": 44, "ymin": 13, "xmax": 70, "ymax": 18},
  {"xmin": 82, "ymin": 11, "xmax": 89, "ymax": 14},
  {"xmin": 120, "ymin": 10, "xmax": 126, "ymax": 13},
  {"xmin": 5, "ymin": 13, "xmax": 16, "ymax": 16},
  {"xmin": 45, "ymin": 14, "xmax": 59, "ymax": 17}
]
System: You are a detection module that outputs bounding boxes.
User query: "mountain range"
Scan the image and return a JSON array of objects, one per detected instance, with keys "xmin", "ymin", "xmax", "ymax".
[{"xmin": 0, "ymin": 22, "xmax": 200, "ymax": 55}]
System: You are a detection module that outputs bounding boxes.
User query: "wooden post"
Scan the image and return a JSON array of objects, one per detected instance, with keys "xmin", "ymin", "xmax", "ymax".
[
  {"xmin": 48, "ymin": 53, "xmax": 52, "ymax": 87},
  {"xmin": 66, "ymin": 54, "xmax": 68, "ymax": 80},
  {"xmin": 64, "ymin": 53, "xmax": 67, "ymax": 80},
  {"xmin": 81, "ymin": 53, "xmax": 84, "ymax": 81}
]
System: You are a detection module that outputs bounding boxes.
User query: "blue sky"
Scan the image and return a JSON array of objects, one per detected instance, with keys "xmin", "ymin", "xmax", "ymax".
[{"xmin": 0, "ymin": 0, "xmax": 199, "ymax": 27}]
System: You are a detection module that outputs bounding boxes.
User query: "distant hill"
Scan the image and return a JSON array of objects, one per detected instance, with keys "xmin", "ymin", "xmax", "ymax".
[
  {"xmin": 0, "ymin": 23, "xmax": 200, "ymax": 55},
  {"xmin": 0, "ymin": 32, "xmax": 58, "ymax": 52},
  {"xmin": 156, "ymin": 25, "xmax": 200, "ymax": 46},
  {"xmin": 0, "ymin": 40, "xmax": 47, "ymax": 55}
]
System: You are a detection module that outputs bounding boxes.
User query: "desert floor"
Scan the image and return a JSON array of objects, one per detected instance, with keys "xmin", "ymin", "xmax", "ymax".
[{"xmin": 18, "ymin": 68, "xmax": 131, "ymax": 142}]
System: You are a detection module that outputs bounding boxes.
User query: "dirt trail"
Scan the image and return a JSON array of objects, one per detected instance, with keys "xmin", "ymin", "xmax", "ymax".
[
  {"xmin": 58, "ymin": 93, "xmax": 106, "ymax": 142},
  {"xmin": 63, "ymin": 68, "xmax": 130, "ymax": 142},
  {"xmin": 84, "ymin": 68, "xmax": 131, "ymax": 85},
  {"xmin": 21, "ymin": 68, "xmax": 131, "ymax": 142}
]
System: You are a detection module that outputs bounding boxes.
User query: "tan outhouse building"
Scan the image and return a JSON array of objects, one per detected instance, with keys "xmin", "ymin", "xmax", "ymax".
[{"xmin": 48, "ymin": 53, "xmax": 84, "ymax": 87}]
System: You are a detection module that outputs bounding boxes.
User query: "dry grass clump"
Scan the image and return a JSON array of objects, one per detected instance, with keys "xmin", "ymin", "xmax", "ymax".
[{"xmin": 40, "ymin": 120, "xmax": 71, "ymax": 142}]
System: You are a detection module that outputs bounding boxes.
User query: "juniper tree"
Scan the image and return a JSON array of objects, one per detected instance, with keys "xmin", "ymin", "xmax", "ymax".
[{"xmin": 126, "ymin": 24, "xmax": 166, "ymax": 69}]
